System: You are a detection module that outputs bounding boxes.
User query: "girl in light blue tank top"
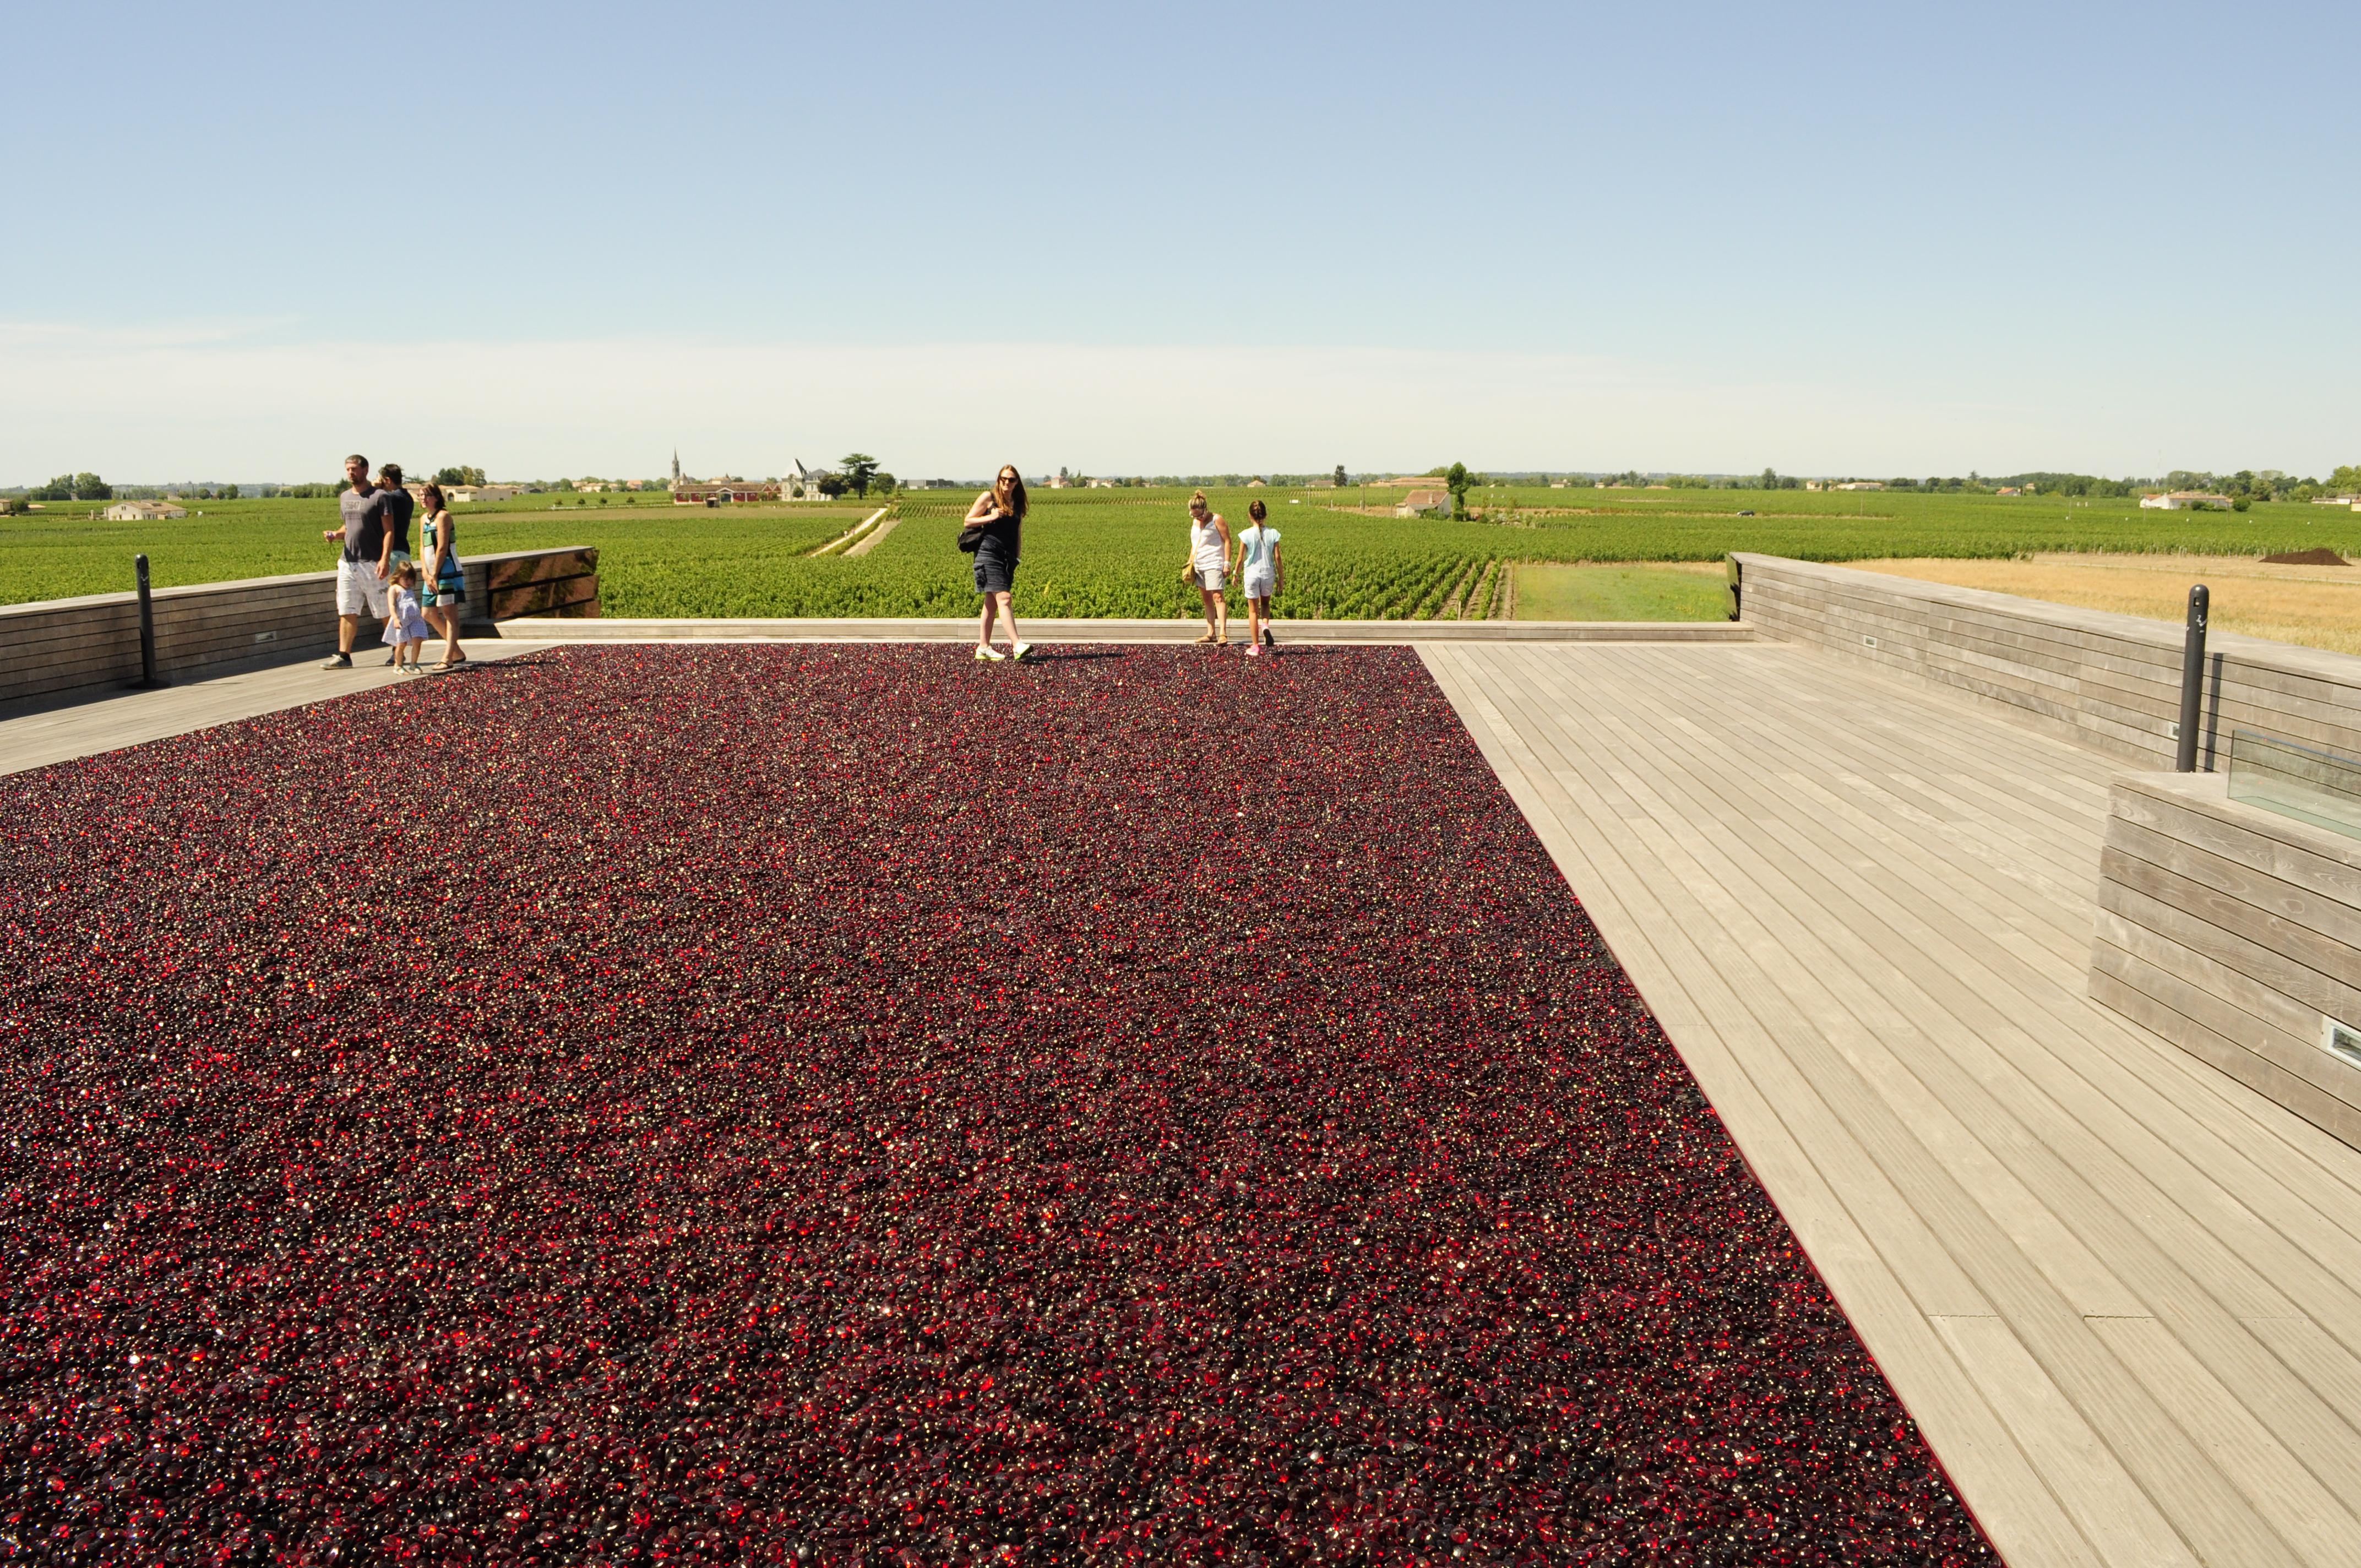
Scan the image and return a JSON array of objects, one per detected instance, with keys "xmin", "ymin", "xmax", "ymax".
[{"xmin": 1235, "ymin": 499, "xmax": 1283, "ymax": 654}]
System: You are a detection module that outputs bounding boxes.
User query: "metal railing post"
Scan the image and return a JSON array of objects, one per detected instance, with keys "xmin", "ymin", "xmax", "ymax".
[
  {"xmin": 2175, "ymin": 584, "xmax": 2208, "ymax": 771},
  {"xmin": 133, "ymin": 553, "xmax": 161, "ymax": 689}
]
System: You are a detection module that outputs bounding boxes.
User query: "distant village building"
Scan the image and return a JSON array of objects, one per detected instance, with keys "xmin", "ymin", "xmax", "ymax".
[
  {"xmin": 1396, "ymin": 489, "xmax": 1450, "ymax": 518},
  {"xmin": 104, "ymin": 500, "xmax": 188, "ymax": 521},
  {"xmin": 573, "ymin": 480, "xmax": 608, "ymax": 493},
  {"xmin": 1246, "ymin": 478, "xmax": 1267, "ymax": 488},
  {"xmin": 673, "ymin": 482, "xmax": 779, "ymax": 505},
  {"xmin": 1995, "ymin": 487, "xmax": 2025, "ymax": 497},
  {"xmin": 2139, "ymin": 491, "xmax": 2237, "ymax": 510},
  {"xmin": 444, "ymin": 485, "xmax": 519, "ymax": 504},
  {"xmin": 1832, "ymin": 481, "xmax": 1885, "ymax": 492},
  {"xmin": 785, "ymin": 459, "xmax": 830, "ymax": 500}
]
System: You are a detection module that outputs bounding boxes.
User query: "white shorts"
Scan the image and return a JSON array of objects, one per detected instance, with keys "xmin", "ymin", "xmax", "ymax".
[
  {"xmin": 1195, "ymin": 566, "xmax": 1226, "ymax": 592},
  {"xmin": 336, "ymin": 558, "xmax": 390, "ymax": 618},
  {"xmin": 1243, "ymin": 573, "xmax": 1276, "ymax": 600}
]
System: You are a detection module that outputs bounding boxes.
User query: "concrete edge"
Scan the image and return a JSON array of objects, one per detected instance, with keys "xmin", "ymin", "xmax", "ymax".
[{"xmin": 495, "ymin": 618, "xmax": 1759, "ymax": 644}]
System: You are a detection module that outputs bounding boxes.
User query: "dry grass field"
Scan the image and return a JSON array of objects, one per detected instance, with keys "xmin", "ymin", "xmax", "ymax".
[{"xmin": 1853, "ymin": 553, "xmax": 2361, "ymax": 656}]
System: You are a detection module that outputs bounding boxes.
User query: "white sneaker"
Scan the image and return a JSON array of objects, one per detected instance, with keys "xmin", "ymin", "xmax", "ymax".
[
  {"xmin": 1009, "ymin": 642, "xmax": 1032, "ymax": 662},
  {"xmin": 973, "ymin": 645, "xmax": 1005, "ymax": 663}
]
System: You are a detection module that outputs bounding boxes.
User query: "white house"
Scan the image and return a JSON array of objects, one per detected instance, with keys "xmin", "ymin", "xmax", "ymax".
[
  {"xmin": 1396, "ymin": 489, "xmax": 1450, "ymax": 518},
  {"xmin": 785, "ymin": 458, "xmax": 830, "ymax": 499},
  {"xmin": 2139, "ymin": 491, "xmax": 2237, "ymax": 510},
  {"xmin": 1833, "ymin": 481, "xmax": 1886, "ymax": 492},
  {"xmin": 104, "ymin": 500, "xmax": 188, "ymax": 521}
]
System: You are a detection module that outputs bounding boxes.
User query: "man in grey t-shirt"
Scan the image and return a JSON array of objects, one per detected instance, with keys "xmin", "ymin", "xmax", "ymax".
[{"xmin": 320, "ymin": 453, "xmax": 390, "ymax": 668}]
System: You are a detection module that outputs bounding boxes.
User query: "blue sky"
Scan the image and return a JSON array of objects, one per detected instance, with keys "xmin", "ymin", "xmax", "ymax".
[{"xmin": 4, "ymin": 1, "xmax": 2355, "ymax": 482}]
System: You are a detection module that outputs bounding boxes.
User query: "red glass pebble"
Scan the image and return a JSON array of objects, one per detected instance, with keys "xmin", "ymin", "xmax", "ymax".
[{"xmin": 0, "ymin": 644, "xmax": 1996, "ymax": 1565}]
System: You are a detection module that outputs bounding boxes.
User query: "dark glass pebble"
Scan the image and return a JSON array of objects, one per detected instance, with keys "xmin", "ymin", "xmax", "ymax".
[{"xmin": 0, "ymin": 645, "xmax": 1996, "ymax": 1565}]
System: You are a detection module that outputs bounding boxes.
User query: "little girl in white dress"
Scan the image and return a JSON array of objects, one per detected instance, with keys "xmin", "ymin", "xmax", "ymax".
[{"xmin": 382, "ymin": 562, "xmax": 434, "ymax": 673}]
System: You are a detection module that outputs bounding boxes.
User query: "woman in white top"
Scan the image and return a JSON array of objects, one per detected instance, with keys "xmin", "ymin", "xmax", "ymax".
[
  {"xmin": 1180, "ymin": 490, "xmax": 1233, "ymax": 645},
  {"xmin": 1232, "ymin": 498, "xmax": 1283, "ymax": 655}
]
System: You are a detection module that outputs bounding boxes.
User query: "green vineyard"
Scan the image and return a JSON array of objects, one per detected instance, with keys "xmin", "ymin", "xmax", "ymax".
[{"xmin": 7, "ymin": 483, "xmax": 2359, "ymax": 617}]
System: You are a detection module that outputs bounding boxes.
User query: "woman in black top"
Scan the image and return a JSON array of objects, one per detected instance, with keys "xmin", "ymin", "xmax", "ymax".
[{"xmin": 963, "ymin": 465, "xmax": 1031, "ymax": 663}]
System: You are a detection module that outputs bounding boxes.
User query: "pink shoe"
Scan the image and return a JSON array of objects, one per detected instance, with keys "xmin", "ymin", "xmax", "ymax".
[{"xmin": 1245, "ymin": 644, "xmax": 1261, "ymax": 657}]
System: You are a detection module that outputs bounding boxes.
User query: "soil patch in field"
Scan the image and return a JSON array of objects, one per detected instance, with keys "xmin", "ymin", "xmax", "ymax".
[
  {"xmin": 1, "ymin": 646, "xmax": 1992, "ymax": 1565},
  {"xmin": 1513, "ymin": 560, "xmax": 1731, "ymax": 622},
  {"xmin": 1853, "ymin": 553, "xmax": 2361, "ymax": 656}
]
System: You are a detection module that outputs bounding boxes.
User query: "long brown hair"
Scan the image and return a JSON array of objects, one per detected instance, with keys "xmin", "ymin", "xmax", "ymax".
[
  {"xmin": 994, "ymin": 466, "xmax": 1028, "ymax": 520},
  {"xmin": 418, "ymin": 481, "xmax": 447, "ymax": 514}
]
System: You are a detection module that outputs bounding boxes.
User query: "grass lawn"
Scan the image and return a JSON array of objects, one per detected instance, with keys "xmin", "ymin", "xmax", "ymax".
[{"xmin": 1512, "ymin": 561, "xmax": 1731, "ymax": 621}]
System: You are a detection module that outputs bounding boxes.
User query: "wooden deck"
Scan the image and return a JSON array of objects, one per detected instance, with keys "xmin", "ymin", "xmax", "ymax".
[
  {"xmin": 0, "ymin": 641, "xmax": 554, "ymax": 777},
  {"xmin": 8, "ymin": 633, "xmax": 2361, "ymax": 1564},
  {"xmin": 1422, "ymin": 641, "xmax": 2361, "ymax": 1568}
]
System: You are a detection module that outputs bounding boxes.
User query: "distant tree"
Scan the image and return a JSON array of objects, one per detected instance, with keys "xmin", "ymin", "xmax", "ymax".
[
  {"xmin": 2327, "ymin": 464, "xmax": 2361, "ymax": 494},
  {"xmin": 839, "ymin": 454, "xmax": 880, "ymax": 498},
  {"xmin": 220, "ymin": 483, "xmax": 241, "ymax": 499},
  {"xmin": 1334, "ymin": 464, "xmax": 1347, "ymax": 488},
  {"xmin": 1445, "ymin": 461, "xmax": 1471, "ymax": 520},
  {"xmin": 1758, "ymin": 467, "xmax": 1778, "ymax": 489},
  {"xmin": 817, "ymin": 472, "xmax": 849, "ymax": 499},
  {"xmin": 871, "ymin": 472, "xmax": 897, "ymax": 495},
  {"xmin": 434, "ymin": 465, "xmax": 487, "ymax": 486}
]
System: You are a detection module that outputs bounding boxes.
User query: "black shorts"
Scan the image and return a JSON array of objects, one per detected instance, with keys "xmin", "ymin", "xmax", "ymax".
[{"xmin": 973, "ymin": 544, "xmax": 1017, "ymax": 596}]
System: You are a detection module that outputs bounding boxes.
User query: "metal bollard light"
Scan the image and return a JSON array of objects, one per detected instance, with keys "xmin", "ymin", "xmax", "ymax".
[
  {"xmin": 133, "ymin": 553, "xmax": 162, "ymax": 689},
  {"xmin": 2175, "ymin": 584, "xmax": 2207, "ymax": 771}
]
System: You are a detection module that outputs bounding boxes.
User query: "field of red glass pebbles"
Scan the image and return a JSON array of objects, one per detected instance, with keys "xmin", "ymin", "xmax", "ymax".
[{"xmin": 1, "ymin": 645, "xmax": 1994, "ymax": 1566}]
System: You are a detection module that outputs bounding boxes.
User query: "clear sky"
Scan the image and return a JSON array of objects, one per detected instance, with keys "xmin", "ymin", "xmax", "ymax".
[{"xmin": 4, "ymin": 1, "xmax": 2355, "ymax": 484}]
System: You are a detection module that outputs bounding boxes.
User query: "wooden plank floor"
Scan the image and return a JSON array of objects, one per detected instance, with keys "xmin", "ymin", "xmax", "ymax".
[
  {"xmin": 12, "ymin": 633, "xmax": 2361, "ymax": 1563},
  {"xmin": 0, "ymin": 642, "xmax": 556, "ymax": 777},
  {"xmin": 1423, "ymin": 641, "xmax": 2361, "ymax": 1568}
]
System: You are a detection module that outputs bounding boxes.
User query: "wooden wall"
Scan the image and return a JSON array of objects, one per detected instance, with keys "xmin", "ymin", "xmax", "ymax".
[
  {"xmin": 0, "ymin": 547, "xmax": 597, "ymax": 709},
  {"xmin": 1735, "ymin": 553, "xmax": 2361, "ymax": 769},
  {"xmin": 2091, "ymin": 771, "xmax": 2361, "ymax": 1150}
]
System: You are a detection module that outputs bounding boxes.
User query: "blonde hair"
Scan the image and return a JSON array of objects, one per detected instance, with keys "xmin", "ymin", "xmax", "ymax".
[{"xmin": 1188, "ymin": 489, "xmax": 1209, "ymax": 514}]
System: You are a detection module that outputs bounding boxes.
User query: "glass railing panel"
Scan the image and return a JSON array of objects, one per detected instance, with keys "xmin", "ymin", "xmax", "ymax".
[{"xmin": 2226, "ymin": 729, "xmax": 2361, "ymax": 842}]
